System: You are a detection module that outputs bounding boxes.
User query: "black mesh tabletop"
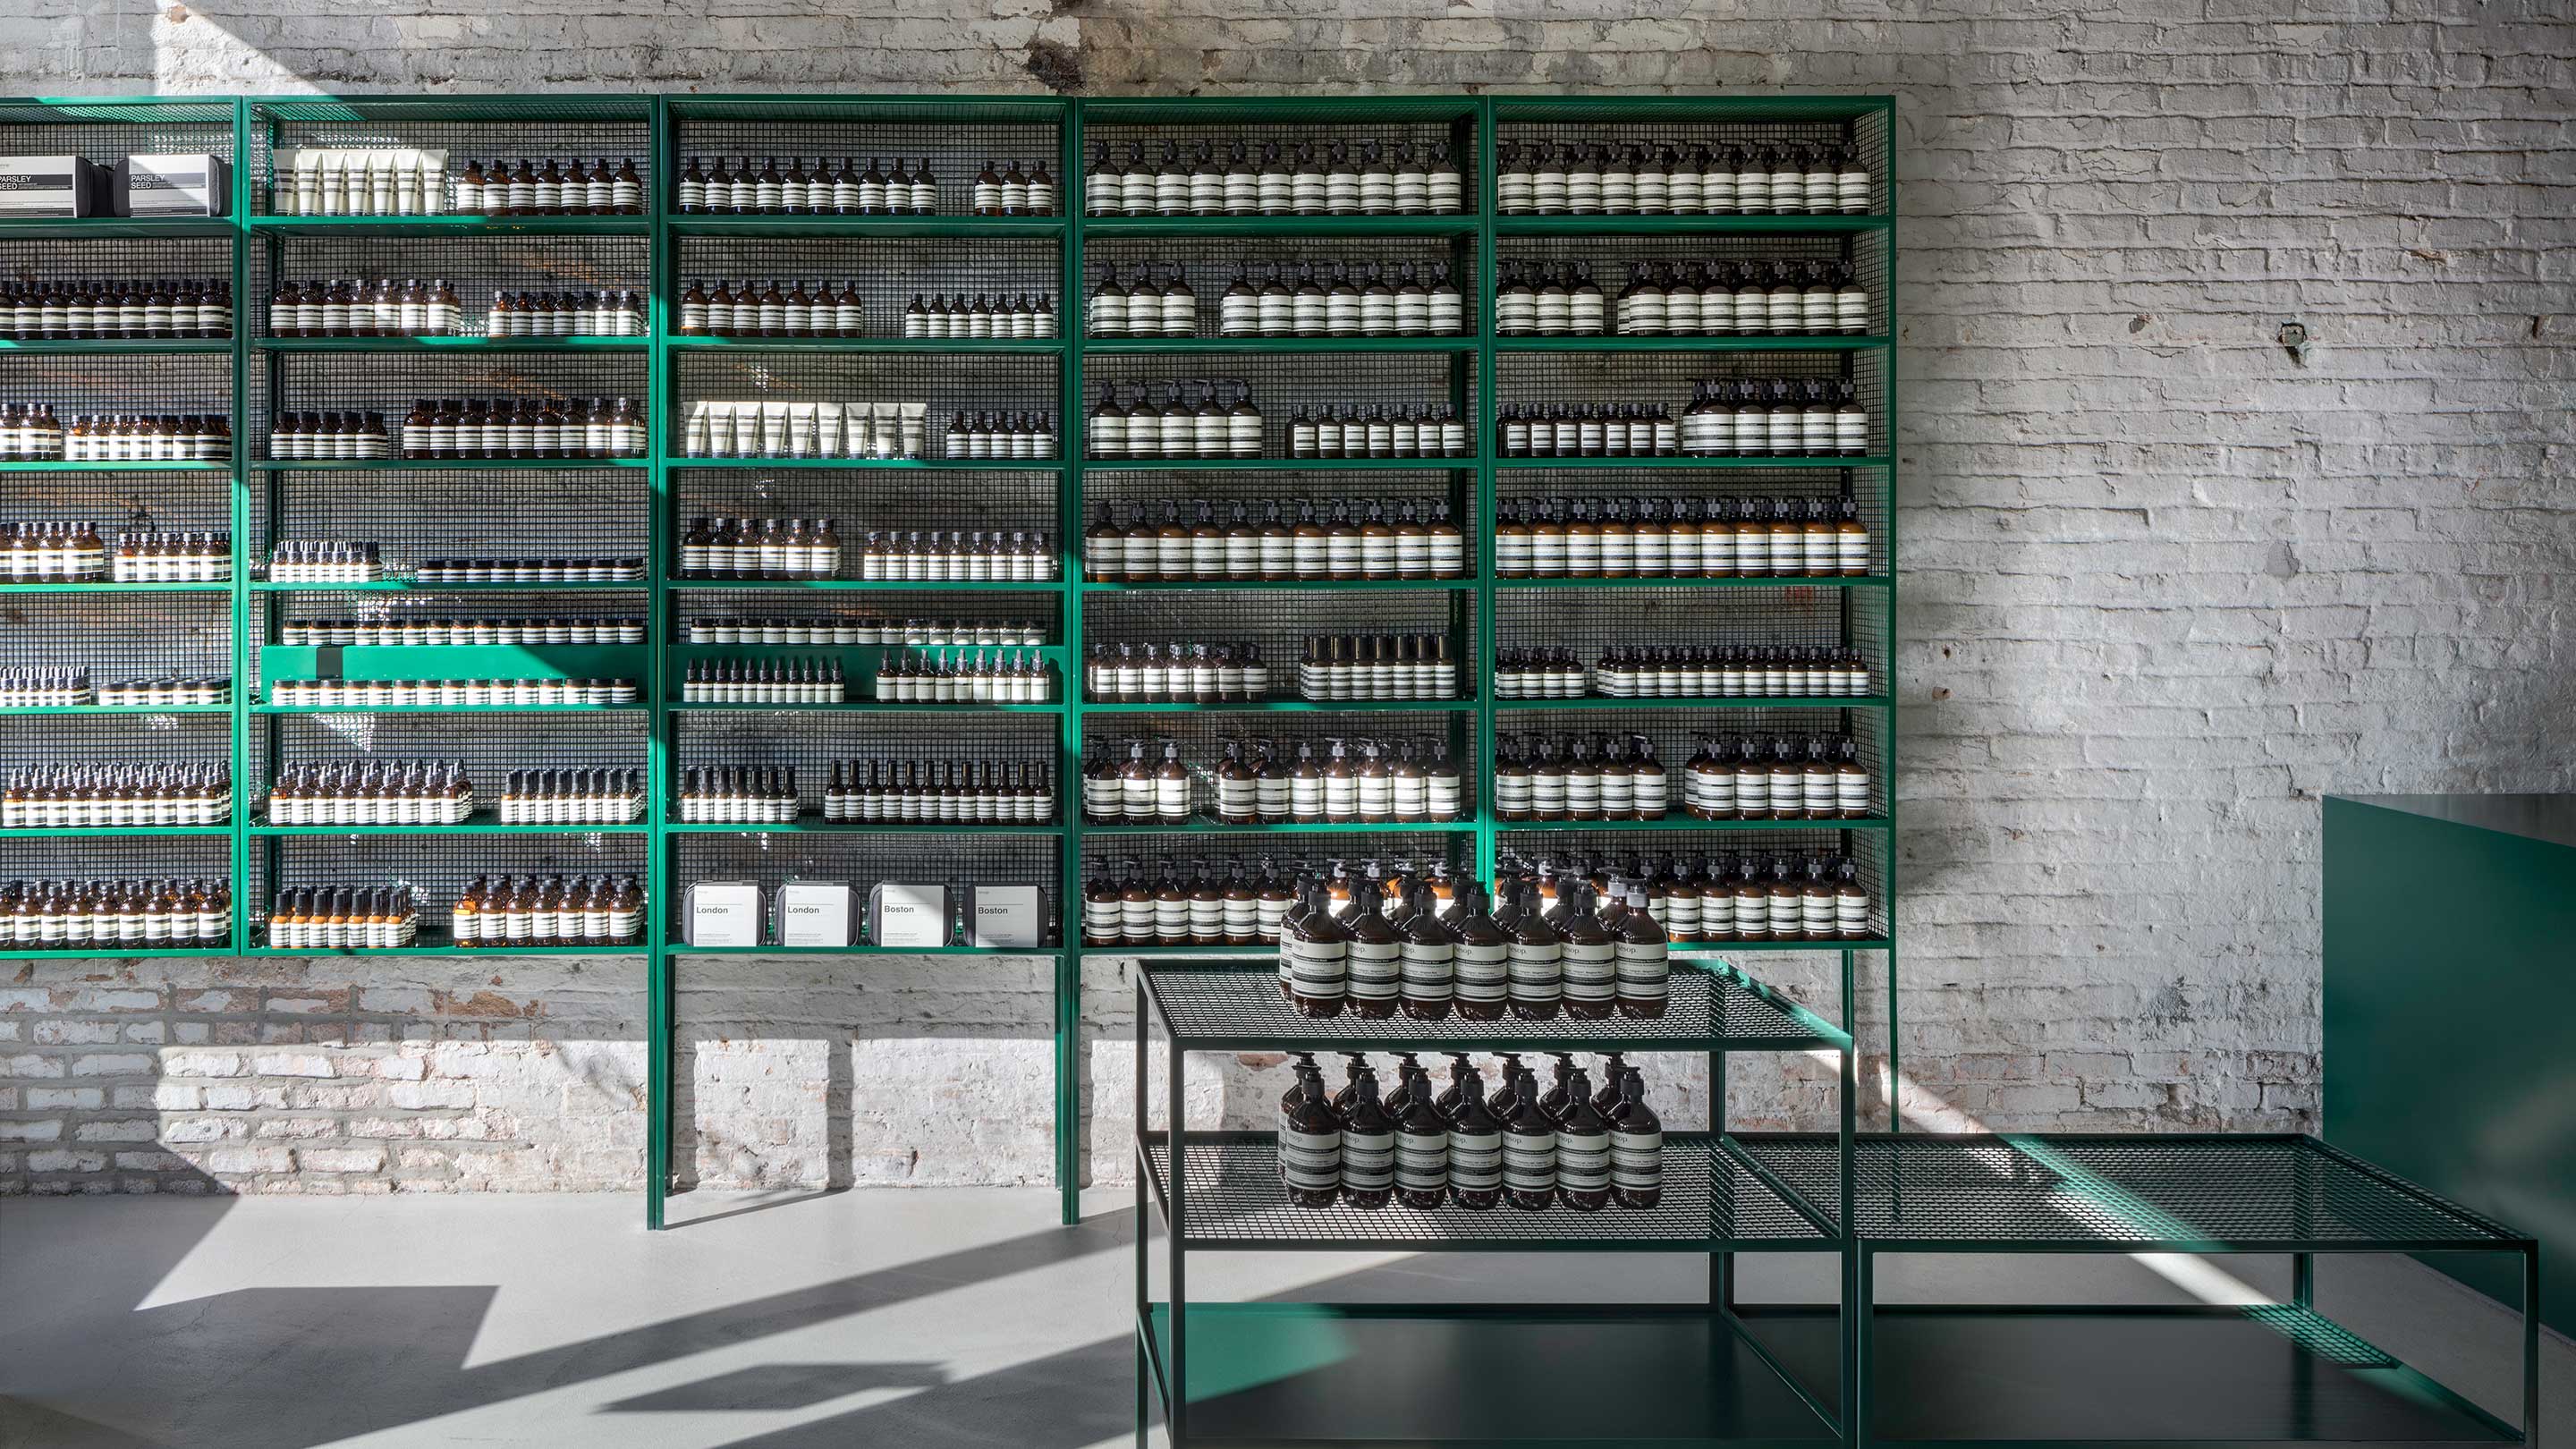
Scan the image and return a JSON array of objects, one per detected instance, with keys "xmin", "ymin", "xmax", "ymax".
[
  {"xmin": 1140, "ymin": 1131, "xmax": 1829, "ymax": 1250},
  {"xmin": 1140, "ymin": 959, "xmax": 1846, "ymax": 1053},
  {"xmin": 1737, "ymin": 1133, "xmax": 2525, "ymax": 1251}
]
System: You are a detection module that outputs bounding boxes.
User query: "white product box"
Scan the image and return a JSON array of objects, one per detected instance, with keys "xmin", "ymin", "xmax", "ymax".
[
  {"xmin": 775, "ymin": 878, "xmax": 854, "ymax": 948},
  {"xmin": 868, "ymin": 882, "xmax": 949, "ymax": 948},
  {"xmin": 0, "ymin": 156, "xmax": 107, "ymax": 216},
  {"xmin": 118, "ymin": 153, "xmax": 230, "ymax": 216},
  {"xmin": 683, "ymin": 880, "xmax": 764, "ymax": 948},
  {"xmin": 970, "ymin": 886, "xmax": 1043, "ymax": 948}
]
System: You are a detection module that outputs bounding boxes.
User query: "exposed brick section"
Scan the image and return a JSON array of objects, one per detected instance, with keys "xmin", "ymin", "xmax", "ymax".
[{"xmin": 0, "ymin": 2, "xmax": 2569, "ymax": 1191}]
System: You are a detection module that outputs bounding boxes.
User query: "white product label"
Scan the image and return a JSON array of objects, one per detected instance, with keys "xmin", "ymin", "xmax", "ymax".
[
  {"xmin": 1611, "ymin": 1130, "xmax": 1662, "ymax": 1192},
  {"xmin": 1340, "ymin": 1128, "xmax": 1394, "ymax": 1191},
  {"xmin": 1278, "ymin": 1122, "xmax": 1340, "ymax": 1191},
  {"xmin": 1449, "ymin": 1127, "xmax": 1503, "ymax": 1191},
  {"xmin": 1453, "ymin": 941, "xmax": 1510, "ymax": 1002},
  {"xmin": 1561, "ymin": 941, "xmax": 1618, "ymax": 1002}
]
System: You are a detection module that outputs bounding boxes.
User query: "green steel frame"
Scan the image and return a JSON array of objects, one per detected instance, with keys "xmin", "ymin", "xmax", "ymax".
[{"xmin": 0, "ymin": 89, "xmax": 1896, "ymax": 1236}]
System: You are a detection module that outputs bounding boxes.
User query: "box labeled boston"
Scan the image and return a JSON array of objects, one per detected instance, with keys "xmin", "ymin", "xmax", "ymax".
[
  {"xmin": 970, "ymin": 885, "xmax": 1043, "ymax": 948},
  {"xmin": 117, "ymin": 153, "xmax": 232, "ymax": 217},
  {"xmin": 775, "ymin": 878, "xmax": 855, "ymax": 948},
  {"xmin": 0, "ymin": 156, "xmax": 108, "ymax": 216},
  {"xmin": 867, "ymin": 882, "xmax": 948, "ymax": 947},
  {"xmin": 683, "ymin": 880, "xmax": 763, "ymax": 948}
]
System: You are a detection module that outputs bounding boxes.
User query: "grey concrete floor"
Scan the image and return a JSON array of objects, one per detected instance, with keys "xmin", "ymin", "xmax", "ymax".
[{"xmin": 1, "ymin": 1187, "xmax": 2567, "ymax": 1447}]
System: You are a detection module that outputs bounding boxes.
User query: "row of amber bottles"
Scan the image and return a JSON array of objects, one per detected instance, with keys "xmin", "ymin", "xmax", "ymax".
[
  {"xmin": 678, "ymin": 516, "xmax": 843, "ymax": 580},
  {"xmin": 264, "ymin": 677, "xmax": 640, "ymax": 708},
  {"xmin": 264, "ymin": 762, "xmax": 472, "ymax": 826},
  {"xmin": 1084, "ymin": 139, "xmax": 1465, "ymax": 216},
  {"xmin": 450, "ymin": 157, "xmax": 645, "ymax": 214},
  {"xmin": 1082, "ymin": 641, "xmax": 1274, "ymax": 703},
  {"xmin": 676, "ymin": 282, "xmax": 1057, "ymax": 340},
  {"xmin": 1083, "ymin": 736, "xmax": 1464, "ymax": 827},
  {"xmin": 1084, "ymin": 381, "xmax": 1265, "ymax": 460},
  {"xmin": 281, "ymin": 616, "xmax": 645, "ymax": 647},
  {"xmin": 1281, "ymin": 872, "xmax": 1671, "ymax": 1022},
  {"xmin": 871, "ymin": 649, "xmax": 1054, "ymax": 704},
  {"xmin": 1281, "ymin": 1052, "xmax": 1661, "ymax": 1214},
  {"xmin": 1494, "ymin": 140, "xmax": 1871, "ymax": 215},
  {"xmin": 267, "ymin": 277, "xmax": 460, "ymax": 335},
  {"xmin": 1083, "ymin": 498, "xmax": 1470, "ymax": 581},
  {"xmin": 1490, "ymin": 734, "xmax": 1672, "ymax": 820},
  {"xmin": 685, "ymin": 615, "xmax": 1044, "ymax": 647},
  {"xmin": 0, "ymin": 524, "xmax": 229, "ymax": 581},
  {"xmin": 1298, "ymin": 634, "xmax": 1462, "ymax": 702},
  {"xmin": 0, "ymin": 410, "xmax": 229, "ymax": 462},
  {"xmin": 0, "ymin": 765, "xmax": 231, "ymax": 827},
  {"xmin": 451, "ymin": 876, "xmax": 646, "ymax": 947},
  {"xmin": 1493, "ymin": 644, "xmax": 1872, "ymax": 700},
  {"xmin": 391, "ymin": 397, "xmax": 646, "ymax": 458},
  {"xmin": 411, "ymin": 557, "xmax": 644, "ymax": 583},
  {"xmin": 1496, "ymin": 731, "xmax": 1873, "ymax": 820},
  {"xmin": 675, "ymin": 156, "xmax": 1056, "ymax": 216},
  {"xmin": 1495, "ymin": 496, "xmax": 1870, "ymax": 577},
  {"xmin": 2, "ymin": 279, "xmax": 231, "ymax": 339},
  {"xmin": 1504, "ymin": 850, "xmax": 1871, "ymax": 944},
  {"xmin": 678, "ymin": 659, "xmax": 846, "ymax": 705},
  {"xmin": 1091, "ymin": 261, "xmax": 1468, "ymax": 338},
  {"xmin": 1079, "ymin": 854, "xmax": 1467, "ymax": 945},
  {"xmin": 4, "ymin": 878, "xmax": 228, "ymax": 945},
  {"xmin": 1491, "ymin": 258, "xmax": 1869, "ymax": 336},
  {"xmin": 819, "ymin": 758, "xmax": 1055, "ymax": 824},
  {"xmin": 265, "ymin": 886, "xmax": 419, "ymax": 949}
]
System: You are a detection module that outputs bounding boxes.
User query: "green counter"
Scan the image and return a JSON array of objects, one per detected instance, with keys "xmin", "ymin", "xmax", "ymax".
[{"xmin": 2325, "ymin": 793, "xmax": 2576, "ymax": 1330}]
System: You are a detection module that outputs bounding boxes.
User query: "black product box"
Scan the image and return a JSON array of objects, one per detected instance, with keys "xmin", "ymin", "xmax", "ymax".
[{"xmin": 0, "ymin": 156, "xmax": 109, "ymax": 217}]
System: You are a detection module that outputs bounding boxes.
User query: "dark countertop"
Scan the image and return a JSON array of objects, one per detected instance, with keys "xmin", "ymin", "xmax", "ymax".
[{"xmin": 2329, "ymin": 793, "xmax": 2576, "ymax": 851}]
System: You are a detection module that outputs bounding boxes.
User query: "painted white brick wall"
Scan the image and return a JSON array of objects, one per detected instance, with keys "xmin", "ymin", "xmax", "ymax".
[{"xmin": 2, "ymin": 1, "xmax": 2570, "ymax": 1193}]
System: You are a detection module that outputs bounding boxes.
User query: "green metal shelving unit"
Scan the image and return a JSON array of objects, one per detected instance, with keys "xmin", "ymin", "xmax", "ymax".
[{"xmin": 0, "ymin": 92, "xmax": 2539, "ymax": 1449}]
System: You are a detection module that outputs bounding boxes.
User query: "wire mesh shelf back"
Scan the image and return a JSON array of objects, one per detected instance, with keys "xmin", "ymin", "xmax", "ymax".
[
  {"xmin": 250, "ymin": 469, "xmax": 649, "ymax": 567},
  {"xmin": 0, "ymin": 589, "xmax": 231, "ymax": 679},
  {"xmin": 0, "ymin": 711, "xmax": 232, "ymax": 773},
  {"xmin": 0, "ymin": 113, "xmax": 235, "ymax": 169},
  {"xmin": 0, "ymin": 350, "xmax": 231, "ymax": 420}
]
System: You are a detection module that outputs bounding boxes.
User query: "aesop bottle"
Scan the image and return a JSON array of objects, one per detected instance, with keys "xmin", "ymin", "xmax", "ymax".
[
  {"xmin": 1501, "ymin": 1065, "xmax": 1558, "ymax": 1211},
  {"xmin": 1393, "ymin": 1065, "xmax": 1450, "ymax": 1210},
  {"xmin": 1554, "ymin": 1066, "xmax": 1614, "ymax": 1212},
  {"xmin": 1556, "ymin": 881, "xmax": 1619, "ymax": 1021},
  {"xmin": 1283, "ymin": 878, "xmax": 1350, "ymax": 1016},
  {"xmin": 1609, "ymin": 1066, "xmax": 1664, "ymax": 1208},
  {"xmin": 1342, "ymin": 867, "xmax": 1403, "ymax": 1021},
  {"xmin": 1613, "ymin": 881, "xmax": 1671, "ymax": 1018},
  {"xmin": 1279, "ymin": 1063, "xmax": 1342, "ymax": 1208},
  {"xmin": 1394, "ymin": 881, "xmax": 1456, "ymax": 1021},
  {"xmin": 1445, "ymin": 1063, "xmax": 1504, "ymax": 1211},
  {"xmin": 1504, "ymin": 880, "xmax": 1563, "ymax": 1021},
  {"xmin": 1450, "ymin": 880, "xmax": 1511, "ymax": 1022},
  {"xmin": 1339, "ymin": 1067, "xmax": 1396, "ymax": 1210}
]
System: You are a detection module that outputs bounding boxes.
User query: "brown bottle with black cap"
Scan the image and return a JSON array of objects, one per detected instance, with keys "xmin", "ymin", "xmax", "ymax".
[
  {"xmin": 1395, "ymin": 881, "xmax": 1455, "ymax": 1021},
  {"xmin": 1557, "ymin": 881, "xmax": 1619, "ymax": 1021},
  {"xmin": 1554, "ymin": 1064, "xmax": 1614, "ymax": 1212},
  {"xmin": 1504, "ymin": 880, "xmax": 1563, "ymax": 1021},
  {"xmin": 1445, "ymin": 1059, "xmax": 1504, "ymax": 1212},
  {"xmin": 1278, "ymin": 1060, "xmax": 1342, "ymax": 1208},
  {"xmin": 1342, "ymin": 863, "xmax": 1403, "ymax": 1020},
  {"xmin": 1282, "ymin": 878, "xmax": 1350, "ymax": 1016},
  {"xmin": 1609, "ymin": 1066, "xmax": 1663, "ymax": 1208},
  {"xmin": 1501, "ymin": 1065, "xmax": 1558, "ymax": 1211},
  {"xmin": 1449, "ymin": 880, "xmax": 1511, "ymax": 1021}
]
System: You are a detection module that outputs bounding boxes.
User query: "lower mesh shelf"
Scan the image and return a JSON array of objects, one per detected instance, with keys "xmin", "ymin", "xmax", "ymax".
[{"xmin": 1140, "ymin": 1131, "xmax": 1827, "ymax": 1248}]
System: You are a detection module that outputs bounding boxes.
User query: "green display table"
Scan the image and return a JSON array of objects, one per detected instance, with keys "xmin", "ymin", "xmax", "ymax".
[{"xmin": 2326, "ymin": 792, "xmax": 2576, "ymax": 1334}]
